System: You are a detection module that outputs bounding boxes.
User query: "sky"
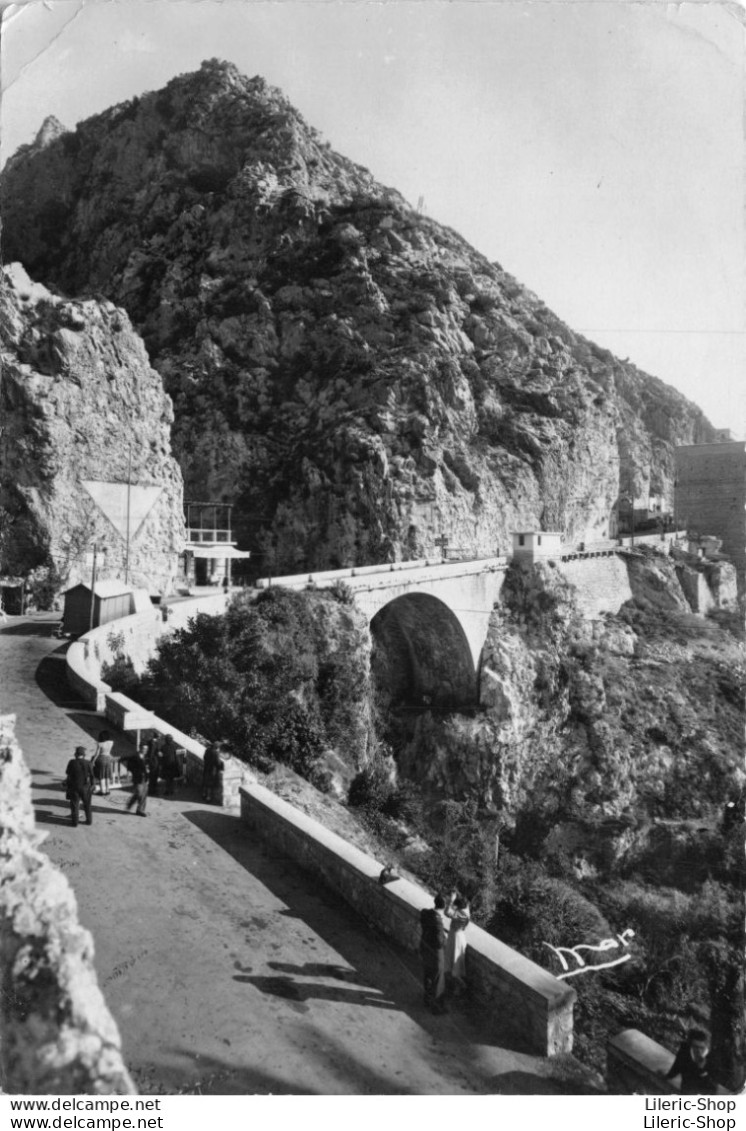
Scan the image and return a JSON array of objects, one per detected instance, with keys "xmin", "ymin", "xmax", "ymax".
[{"xmin": 1, "ymin": 0, "xmax": 744, "ymax": 432}]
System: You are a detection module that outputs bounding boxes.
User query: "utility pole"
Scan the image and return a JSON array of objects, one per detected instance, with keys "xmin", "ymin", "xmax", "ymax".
[{"xmin": 89, "ymin": 544, "xmax": 99, "ymax": 632}]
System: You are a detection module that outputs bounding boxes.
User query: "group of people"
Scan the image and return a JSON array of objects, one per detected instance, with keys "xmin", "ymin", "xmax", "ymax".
[
  {"xmin": 419, "ymin": 890, "xmax": 471, "ymax": 1014},
  {"xmin": 64, "ymin": 731, "xmax": 225, "ymax": 825}
]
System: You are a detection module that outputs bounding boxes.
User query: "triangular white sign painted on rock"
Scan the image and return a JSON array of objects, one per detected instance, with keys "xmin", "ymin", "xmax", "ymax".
[{"xmin": 81, "ymin": 481, "xmax": 163, "ymax": 542}]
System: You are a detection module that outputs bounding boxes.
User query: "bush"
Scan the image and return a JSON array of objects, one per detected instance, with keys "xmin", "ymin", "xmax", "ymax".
[
  {"xmin": 136, "ymin": 588, "xmax": 371, "ymax": 789},
  {"xmin": 348, "ymin": 762, "xmax": 392, "ymax": 810}
]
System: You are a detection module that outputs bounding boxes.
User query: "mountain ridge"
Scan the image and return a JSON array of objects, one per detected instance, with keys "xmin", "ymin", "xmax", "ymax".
[{"xmin": 1, "ymin": 58, "xmax": 715, "ymax": 573}]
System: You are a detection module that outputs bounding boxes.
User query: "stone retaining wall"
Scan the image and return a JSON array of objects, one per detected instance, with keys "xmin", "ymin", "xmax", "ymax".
[
  {"xmin": 65, "ymin": 592, "xmax": 247, "ymax": 808},
  {"xmin": 0, "ymin": 713, "xmax": 135, "ymax": 1094},
  {"xmin": 240, "ymin": 781, "xmax": 576, "ymax": 1057},
  {"xmin": 558, "ymin": 555, "xmax": 634, "ymax": 618}
]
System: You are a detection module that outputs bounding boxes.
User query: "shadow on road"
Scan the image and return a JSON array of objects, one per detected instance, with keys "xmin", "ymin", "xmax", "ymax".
[
  {"xmin": 184, "ymin": 808, "xmax": 537, "ymax": 1064},
  {"xmin": 233, "ymin": 972, "xmax": 399, "ymax": 1010},
  {"xmin": 488, "ymin": 1069, "xmax": 604, "ymax": 1095},
  {"xmin": 35, "ymin": 645, "xmax": 92, "ymax": 711},
  {"xmin": 131, "ymin": 1040, "xmax": 412, "ymax": 1095},
  {"xmin": 1, "ymin": 620, "xmax": 59, "ymax": 637},
  {"xmin": 267, "ymin": 960, "xmax": 364, "ymax": 981}
]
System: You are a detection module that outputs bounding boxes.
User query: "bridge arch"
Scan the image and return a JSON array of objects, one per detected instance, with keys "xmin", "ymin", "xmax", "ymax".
[{"xmin": 370, "ymin": 592, "xmax": 477, "ymax": 711}]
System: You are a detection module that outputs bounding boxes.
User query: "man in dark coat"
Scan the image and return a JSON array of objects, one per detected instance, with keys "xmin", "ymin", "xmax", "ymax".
[
  {"xmin": 160, "ymin": 735, "xmax": 181, "ymax": 797},
  {"xmin": 65, "ymin": 745, "xmax": 94, "ymax": 827},
  {"xmin": 665, "ymin": 1029, "xmax": 719, "ymax": 1094},
  {"xmin": 126, "ymin": 749, "xmax": 149, "ymax": 816},
  {"xmin": 419, "ymin": 893, "xmax": 448, "ymax": 1013}
]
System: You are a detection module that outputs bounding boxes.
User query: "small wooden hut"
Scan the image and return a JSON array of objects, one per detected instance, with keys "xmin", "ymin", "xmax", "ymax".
[{"xmin": 61, "ymin": 579, "xmax": 136, "ymax": 637}]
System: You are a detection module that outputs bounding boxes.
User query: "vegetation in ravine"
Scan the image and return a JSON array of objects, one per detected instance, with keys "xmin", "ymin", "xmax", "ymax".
[{"xmin": 112, "ymin": 583, "xmax": 745, "ymax": 1089}]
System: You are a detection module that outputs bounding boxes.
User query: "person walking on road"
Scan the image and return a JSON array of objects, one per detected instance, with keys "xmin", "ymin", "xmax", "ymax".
[
  {"xmin": 65, "ymin": 746, "xmax": 94, "ymax": 827},
  {"xmin": 126, "ymin": 749, "xmax": 149, "ymax": 817}
]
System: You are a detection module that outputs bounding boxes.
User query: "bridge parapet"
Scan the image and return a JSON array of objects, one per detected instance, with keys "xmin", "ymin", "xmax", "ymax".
[{"xmin": 257, "ymin": 556, "xmax": 509, "ymax": 593}]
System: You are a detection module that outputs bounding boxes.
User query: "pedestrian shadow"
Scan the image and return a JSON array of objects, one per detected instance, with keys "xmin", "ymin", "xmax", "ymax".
[
  {"xmin": 133, "ymin": 1042, "xmax": 408, "ymax": 1095},
  {"xmin": 234, "ymin": 973, "xmax": 399, "ymax": 1011},
  {"xmin": 267, "ymin": 961, "xmax": 362, "ymax": 982},
  {"xmin": 33, "ymin": 795, "xmax": 119, "ymax": 816}
]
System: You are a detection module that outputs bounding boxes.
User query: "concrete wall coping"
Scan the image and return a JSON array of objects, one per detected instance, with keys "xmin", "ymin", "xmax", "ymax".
[
  {"xmin": 241, "ymin": 781, "xmax": 575, "ymax": 1013},
  {"xmin": 257, "ymin": 556, "xmax": 510, "ymax": 591}
]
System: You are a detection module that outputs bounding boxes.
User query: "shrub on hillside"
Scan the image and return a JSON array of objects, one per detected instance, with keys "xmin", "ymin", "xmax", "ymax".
[{"xmin": 101, "ymin": 654, "xmax": 140, "ymax": 697}]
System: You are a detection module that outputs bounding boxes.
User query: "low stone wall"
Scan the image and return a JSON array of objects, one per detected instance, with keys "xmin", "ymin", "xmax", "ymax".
[
  {"xmin": 65, "ymin": 592, "xmax": 246, "ymax": 807},
  {"xmin": 0, "ymin": 713, "xmax": 135, "ymax": 1094},
  {"xmin": 240, "ymin": 781, "xmax": 576, "ymax": 1057},
  {"xmin": 607, "ymin": 1030, "xmax": 731, "ymax": 1095}
]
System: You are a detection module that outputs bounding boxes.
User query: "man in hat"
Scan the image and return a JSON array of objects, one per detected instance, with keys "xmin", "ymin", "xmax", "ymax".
[{"xmin": 65, "ymin": 745, "xmax": 94, "ymax": 827}]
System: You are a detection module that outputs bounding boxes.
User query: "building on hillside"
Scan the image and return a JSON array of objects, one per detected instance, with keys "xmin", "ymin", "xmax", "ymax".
[
  {"xmin": 182, "ymin": 501, "xmax": 251, "ymax": 587},
  {"xmin": 675, "ymin": 441, "xmax": 746, "ymax": 582},
  {"xmin": 511, "ymin": 531, "xmax": 563, "ymax": 565},
  {"xmin": 61, "ymin": 579, "xmax": 144, "ymax": 636}
]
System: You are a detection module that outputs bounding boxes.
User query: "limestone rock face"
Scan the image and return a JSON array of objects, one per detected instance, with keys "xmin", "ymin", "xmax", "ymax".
[
  {"xmin": 0, "ymin": 264, "xmax": 184, "ymax": 593},
  {"xmin": 1, "ymin": 59, "xmax": 715, "ymax": 572}
]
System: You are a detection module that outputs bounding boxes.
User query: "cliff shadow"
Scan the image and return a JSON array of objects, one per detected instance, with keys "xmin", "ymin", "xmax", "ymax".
[{"xmin": 34, "ymin": 644, "xmax": 92, "ymax": 711}]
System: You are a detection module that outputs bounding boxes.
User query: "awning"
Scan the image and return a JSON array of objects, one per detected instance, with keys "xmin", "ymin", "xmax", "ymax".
[{"xmin": 184, "ymin": 545, "xmax": 252, "ymax": 560}]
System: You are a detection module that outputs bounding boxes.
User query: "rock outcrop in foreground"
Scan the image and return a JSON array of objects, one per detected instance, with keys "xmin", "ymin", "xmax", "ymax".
[
  {"xmin": 0, "ymin": 264, "xmax": 184, "ymax": 594},
  {"xmin": 1, "ymin": 60, "xmax": 715, "ymax": 572},
  {"xmin": 0, "ymin": 713, "xmax": 135, "ymax": 1094}
]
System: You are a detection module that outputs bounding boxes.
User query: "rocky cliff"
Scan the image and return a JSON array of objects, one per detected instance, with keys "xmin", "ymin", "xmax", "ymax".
[
  {"xmin": 396, "ymin": 550, "xmax": 744, "ymax": 864},
  {"xmin": 0, "ymin": 263, "xmax": 184, "ymax": 595},
  {"xmin": 1, "ymin": 59, "xmax": 715, "ymax": 573}
]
